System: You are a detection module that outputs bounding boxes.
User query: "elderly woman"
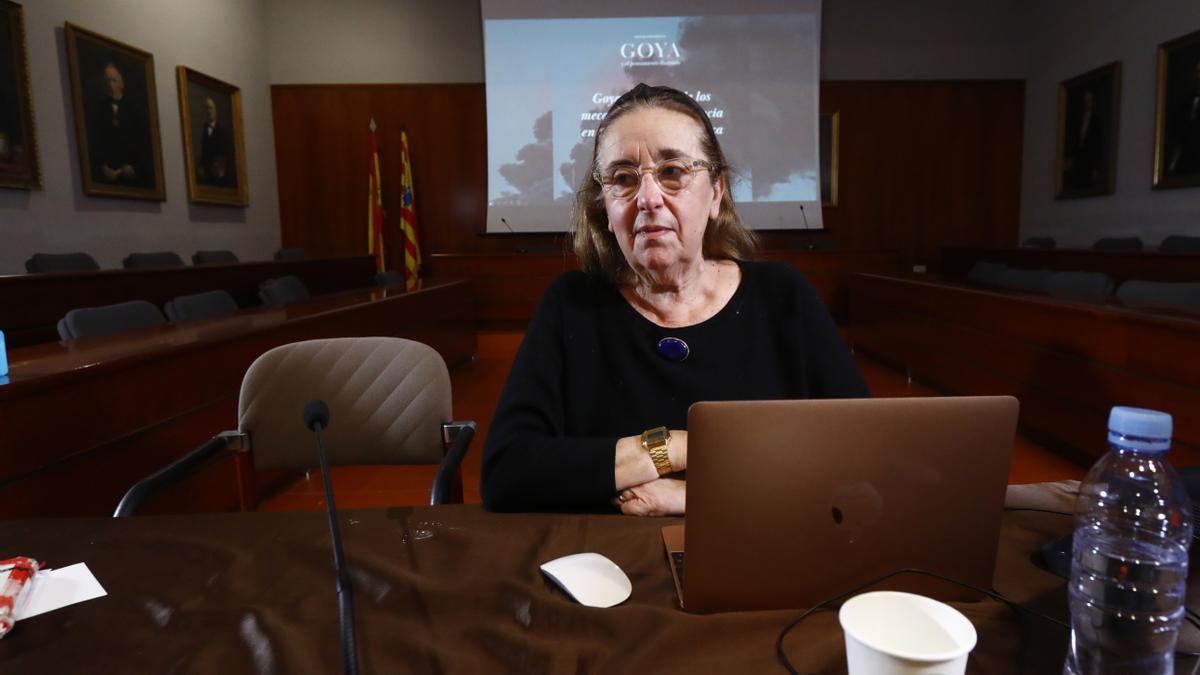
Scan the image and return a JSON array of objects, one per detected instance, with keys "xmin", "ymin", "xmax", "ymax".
[{"xmin": 481, "ymin": 84, "xmax": 867, "ymax": 515}]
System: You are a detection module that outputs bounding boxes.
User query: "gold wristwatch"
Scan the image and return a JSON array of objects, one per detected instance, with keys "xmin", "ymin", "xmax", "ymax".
[{"xmin": 641, "ymin": 426, "xmax": 674, "ymax": 476}]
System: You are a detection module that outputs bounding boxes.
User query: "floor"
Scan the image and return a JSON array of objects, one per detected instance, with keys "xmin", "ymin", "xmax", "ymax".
[{"xmin": 258, "ymin": 330, "xmax": 1084, "ymax": 511}]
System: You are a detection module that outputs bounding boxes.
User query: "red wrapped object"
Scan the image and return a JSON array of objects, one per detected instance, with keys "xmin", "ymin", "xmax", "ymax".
[{"xmin": 0, "ymin": 557, "xmax": 40, "ymax": 638}]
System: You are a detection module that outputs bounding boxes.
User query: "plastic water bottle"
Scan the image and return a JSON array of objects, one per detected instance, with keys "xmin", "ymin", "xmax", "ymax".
[
  {"xmin": 0, "ymin": 329, "xmax": 7, "ymax": 377},
  {"xmin": 1065, "ymin": 406, "xmax": 1193, "ymax": 674}
]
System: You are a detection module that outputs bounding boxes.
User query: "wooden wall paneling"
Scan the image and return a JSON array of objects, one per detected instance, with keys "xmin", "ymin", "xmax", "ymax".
[{"xmin": 271, "ymin": 82, "xmax": 1025, "ymax": 271}]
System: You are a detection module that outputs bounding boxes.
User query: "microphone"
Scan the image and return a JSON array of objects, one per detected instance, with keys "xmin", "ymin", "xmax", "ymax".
[
  {"xmin": 303, "ymin": 399, "xmax": 358, "ymax": 675},
  {"xmin": 800, "ymin": 203, "xmax": 810, "ymax": 229},
  {"xmin": 499, "ymin": 217, "xmax": 559, "ymax": 254}
]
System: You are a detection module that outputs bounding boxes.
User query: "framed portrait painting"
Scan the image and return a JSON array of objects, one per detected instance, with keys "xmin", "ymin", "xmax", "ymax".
[
  {"xmin": 819, "ymin": 112, "xmax": 839, "ymax": 207},
  {"xmin": 64, "ymin": 23, "xmax": 165, "ymax": 200},
  {"xmin": 1055, "ymin": 62, "xmax": 1121, "ymax": 199},
  {"xmin": 1153, "ymin": 28, "xmax": 1200, "ymax": 189},
  {"xmin": 177, "ymin": 66, "xmax": 248, "ymax": 206},
  {"xmin": 0, "ymin": 0, "xmax": 40, "ymax": 189}
]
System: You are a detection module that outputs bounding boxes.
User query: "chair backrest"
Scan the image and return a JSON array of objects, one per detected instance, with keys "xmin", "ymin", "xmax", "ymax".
[
  {"xmin": 995, "ymin": 268, "xmax": 1053, "ymax": 293},
  {"xmin": 164, "ymin": 289, "xmax": 239, "ymax": 323},
  {"xmin": 1021, "ymin": 236, "xmax": 1056, "ymax": 249},
  {"xmin": 1044, "ymin": 270, "xmax": 1114, "ymax": 304},
  {"xmin": 374, "ymin": 270, "xmax": 405, "ymax": 287},
  {"xmin": 25, "ymin": 252, "xmax": 100, "ymax": 274},
  {"xmin": 1159, "ymin": 235, "xmax": 1200, "ymax": 253},
  {"xmin": 238, "ymin": 337, "xmax": 452, "ymax": 471},
  {"xmin": 1116, "ymin": 281, "xmax": 1200, "ymax": 315},
  {"xmin": 59, "ymin": 300, "xmax": 167, "ymax": 341},
  {"xmin": 123, "ymin": 251, "xmax": 185, "ymax": 269},
  {"xmin": 192, "ymin": 250, "xmax": 239, "ymax": 265},
  {"xmin": 966, "ymin": 261, "xmax": 1007, "ymax": 287},
  {"xmin": 1092, "ymin": 236, "xmax": 1143, "ymax": 252},
  {"xmin": 274, "ymin": 247, "xmax": 307, "ymax": 261},
  {"xmin": 257, "ymin": 275, "xmax": 310, "ymax": 307}
]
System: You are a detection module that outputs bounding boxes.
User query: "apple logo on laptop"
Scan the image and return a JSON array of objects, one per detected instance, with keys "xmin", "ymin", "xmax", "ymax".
[{"xmin": 830, "ymin": 481, "xmax": 884, "ymax": 544}]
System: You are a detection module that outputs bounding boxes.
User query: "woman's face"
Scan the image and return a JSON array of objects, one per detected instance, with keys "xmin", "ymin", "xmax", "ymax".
[{"xmin": 595, "ymin": 107, "xmax": 723, "ymax": 279}]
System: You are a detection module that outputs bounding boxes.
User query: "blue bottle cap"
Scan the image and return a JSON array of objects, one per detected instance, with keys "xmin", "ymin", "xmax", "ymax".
[{"xmin": 1107, "ymin": 406, "xmax": 1172, "ymax": 452}]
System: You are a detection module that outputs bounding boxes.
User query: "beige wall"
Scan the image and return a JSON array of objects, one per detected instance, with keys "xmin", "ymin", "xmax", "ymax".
[
  {"xmin": 0, "ymin": 0, "xmax": 280, "ymax": 275},
  {"xmin": 1019, "ymin": 0, "xmax": 1200, "ymax": 248}
]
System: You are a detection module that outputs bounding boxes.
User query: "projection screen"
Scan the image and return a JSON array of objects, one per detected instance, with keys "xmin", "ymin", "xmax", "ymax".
[{"xmin": 482, "ymin": 0, "xmax": 824, "ymax": 233}]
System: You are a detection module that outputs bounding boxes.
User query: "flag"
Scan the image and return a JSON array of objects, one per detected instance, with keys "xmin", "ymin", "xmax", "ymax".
[
  {"xmin": 399, "ymin": 131, "xmax": 421, "ymax": 290},
  {"xmin": 367, "ymin": 119, "xmax": 386, "ymax": 274}
]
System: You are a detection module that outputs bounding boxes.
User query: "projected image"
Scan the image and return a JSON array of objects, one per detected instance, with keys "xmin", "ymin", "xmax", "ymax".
[{"xmin": 485, "ymin": 9, "xmax": 821, "ymax": 232}]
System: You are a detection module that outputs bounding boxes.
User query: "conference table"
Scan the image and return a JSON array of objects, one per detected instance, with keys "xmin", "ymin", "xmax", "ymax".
[{"xmin": 7, "ymin": 481, "xmax": 1191, "ymax": 674}]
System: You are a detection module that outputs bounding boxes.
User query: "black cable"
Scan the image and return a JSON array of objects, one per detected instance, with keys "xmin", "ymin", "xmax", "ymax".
[
  {"xmin": 1002, "ymin": 506, "xmax": 1073, "ymax": 517},
  {"xmin": 775, "ymin": 566, "xmax": 1200, "ymax": 674},
  {"xmin": 313, "ymin": 423, "xmax": 359, "ymax": 675}
]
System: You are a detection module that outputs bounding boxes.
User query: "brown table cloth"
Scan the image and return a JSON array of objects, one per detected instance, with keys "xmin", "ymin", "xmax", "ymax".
[{"xmin": 0, "ymin": 481, "xmax": 1196, "ymax": 673}]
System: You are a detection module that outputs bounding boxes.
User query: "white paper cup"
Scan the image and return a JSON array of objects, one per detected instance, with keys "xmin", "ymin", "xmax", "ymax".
[{"xmin": 838, "ymin": 591, "xmax": 977, "ymax": 675}]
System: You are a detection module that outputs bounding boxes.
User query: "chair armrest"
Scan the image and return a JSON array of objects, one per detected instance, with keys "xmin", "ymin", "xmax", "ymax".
[
  {"xmin": 113, "ymin": 431, "xmax": 248, "ymax": 517},
  {"xmin": 431, "ymin": 421, "xmax": 476, "ymax": 506}
]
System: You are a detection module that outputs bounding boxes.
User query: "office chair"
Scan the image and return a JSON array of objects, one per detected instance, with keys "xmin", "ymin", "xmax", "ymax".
[
  {"xmin": 192, "ymin": 250, "xmax": 240, "ymax": 265},
  {"xmin": 1020, "ymin": 236, "xmax": 1056, "ymax": 249},
  {"xmin": 1092, "ymin": 236, "xmax": 1143, "ymax": 252},
  {"xmin": 25, "ymin": 252, "xmax": 101, "ymax": 274},
  {"xmin": 1115, "ymin": 280, "xmax": 1200, "ymax": 315},
  {"xmin": 58, "ymin": 300, "xmax": 168, "ymax": 341},
  {"xmin": 164, "ymin": 289, "xmax": 239, "ymax": 323},
  {"xmin": 122, "ymin": 251, "xmax": 186, "ymax": 269},
  {"xmin": 114, "ymin": 337, "xmax": 476, "ymax": 516},
  {"xmin": 1044, "ymin": 271, "xmax": 1114, "ymax": 304},
  {"xmin": 274, "ymin": 247, "xmax": 307, "ymax": 260},
  {"xmin": 1159, "ymin": 235, "xmax": 1200, "ymax": 253},
  {"xmin": 258, "ymin": 275, "xmax": 310, "ymax": 306}
]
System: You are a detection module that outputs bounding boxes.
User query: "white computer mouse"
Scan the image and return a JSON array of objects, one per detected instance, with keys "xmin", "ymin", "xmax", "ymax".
[{"xmin": 539, "ymin": 552, "xmax": 632, "ymax": 608}]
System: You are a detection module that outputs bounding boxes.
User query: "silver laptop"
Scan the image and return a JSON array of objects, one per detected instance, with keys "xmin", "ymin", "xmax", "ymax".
[{"xmin": 663, "ymin": 396, "xmax": 1019, "ymax": 613}]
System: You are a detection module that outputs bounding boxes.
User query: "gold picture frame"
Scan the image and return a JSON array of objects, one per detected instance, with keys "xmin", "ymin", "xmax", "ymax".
[
  {"xmin": 64, "ymin": 22, "xmax": 165, "ymax": 200},
  {"xmin": 0, "ymin": 0, "xmax": 40, "ymax": 189},
  {"xmin": 819, "ymin": 111, "xmax": 839, "ymax": 207},
  {"xmin": 1152, "ymin": 28, "xmax": 1200, "ymax": 190},
  {"xmin": 1055, "ymin": 62, "xmax": 1121, "ymax": 199},
  {"xmin": 176, "ymin": 66, "xmax": 248, "ymax": 206}
]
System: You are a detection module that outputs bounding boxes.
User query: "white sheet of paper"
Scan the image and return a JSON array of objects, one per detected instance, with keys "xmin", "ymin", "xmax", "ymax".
[{"xmin": 14, "ymin": 563, "xmax": 107, "ymax": 620}]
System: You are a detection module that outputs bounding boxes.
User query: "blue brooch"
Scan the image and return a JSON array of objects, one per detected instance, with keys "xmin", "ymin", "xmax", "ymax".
[{"xmin": 656, "ymin": 337, "xmax": 689, "ymax": 362}]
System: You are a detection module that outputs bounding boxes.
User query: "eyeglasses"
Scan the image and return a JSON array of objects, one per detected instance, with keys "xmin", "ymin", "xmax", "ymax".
[{"xmin": 594, "ymin": 157, "xmax": 716, "ymax": 200}]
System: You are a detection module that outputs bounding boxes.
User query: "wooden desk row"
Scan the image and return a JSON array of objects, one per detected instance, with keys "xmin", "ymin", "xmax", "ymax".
[
  {"xmin": 0, "ymin": 255, "xmax": 378, "ymax": 348},
  {"xmin": 426, "ymin": 249, "xmax": 899, "ymax": 327},
  {"xmin": 847, "ymin": 273, "xmax": 1200, "ymax": 465},
  {"xmin": 0, "ymin": 280, "xmax": 476, "ymax": 519}
]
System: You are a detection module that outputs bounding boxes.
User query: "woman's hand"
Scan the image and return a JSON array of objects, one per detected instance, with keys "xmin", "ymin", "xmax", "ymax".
[
  {"xmin": 614, "ymin": 430, "xmax": 688, "ymax": 490},
  {"xmin": 615, "ymin": 478, "xmax": 685, "ymax": 517}
]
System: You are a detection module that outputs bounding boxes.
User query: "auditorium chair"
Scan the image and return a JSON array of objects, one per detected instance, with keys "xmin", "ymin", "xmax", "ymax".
[
  {"xmin": 1091, "ymin": 236, "xmax": 1144, "ymax": 252},
  {"xmin": 374, "ymin": 270, "xmax": 405, "ymax": 287},
  {"xmin": 995, "ymin": 268, "xmax": 1053, "ymax": 293},
  {"xmin": 1020, "ymin": 236, "xmax": 1056, "ymax": 249},
  {"xmin": 24, "ymin": 252, "xmax": 101, "ymax": 274},
  {"xmin": 274, "ymin": 247, "xmax": 307, "ymax": 260},
  {"xmin": 258, "ymin": 275, "xmax": 310, "ymax": 307},
  {"xmin": 113, "ymin": 337, "xmax": 476, "ymax": 515},
  {"xmin": 57, "ymin": 300, "xmax": 167, "ymax": 341},
  {"xmin": 164, "ymin": 289, "xmax": 239, "ymax": 323},
  {"xmin": 1044, "ymin": 271, "xmax": 1114, "ymax": 304},
  {"xmin": 1159, "ymin": 235, "xmax": 1200, "ymax": 253},
  {"xmin": 1115, "ymin": 280, "xmax": 1200, "ymax": 315},
  {"xmin": 122, "ymin": 251, "xmax": 186, "ymax": 269},
  {"xmin": 966, "ymin": 261, "xmax": 1007, "ymax": 287},
  {"xmin": 191, "ymin": 249, "xmax": 240, "ymax": 265}
]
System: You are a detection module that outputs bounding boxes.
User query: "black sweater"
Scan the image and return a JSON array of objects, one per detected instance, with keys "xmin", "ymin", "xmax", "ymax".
[{"xmin": 480, "ymin": 261, "xmax": 869, "ymax": 512}]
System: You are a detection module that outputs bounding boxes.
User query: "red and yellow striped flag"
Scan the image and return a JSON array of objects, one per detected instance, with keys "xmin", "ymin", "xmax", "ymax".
[
  {"xmin": 399, "ymin": 131, "xmax": 421, "ymax": 290},
  {"xmin": 367, "ymin": 119, "xmax": 386, "ymax": 274}
]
